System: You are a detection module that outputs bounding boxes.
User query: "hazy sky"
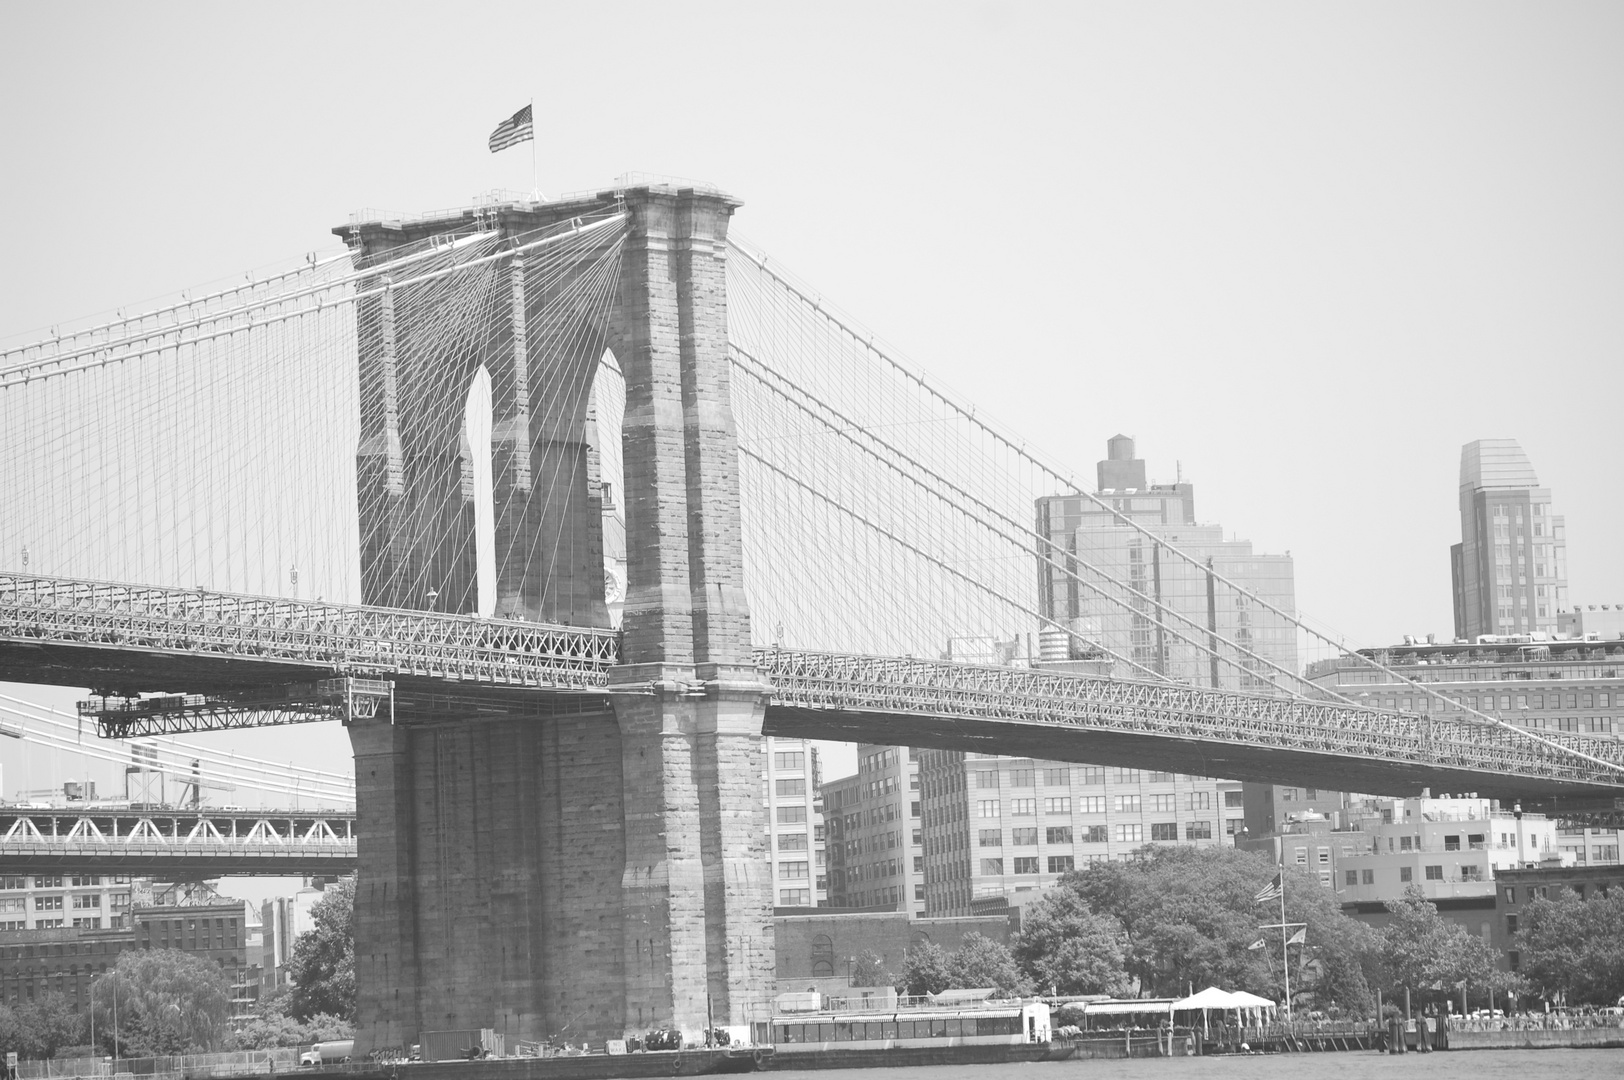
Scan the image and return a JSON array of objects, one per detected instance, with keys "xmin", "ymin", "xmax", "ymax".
[{"xmin": 2, "ymin": 3, "xmax": 1622, "ymax": 806}]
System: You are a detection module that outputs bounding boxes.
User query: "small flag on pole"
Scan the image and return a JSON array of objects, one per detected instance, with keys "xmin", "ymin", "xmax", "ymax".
[
  {"xmin": 1286, "ymin": 927, "xmax": 1307, "ymax": 946},
  {"xmin": 488, "ymin": 105, "xmax": 534, "ymax": 152},
  {"xmin": 1247, "ymin": 938, "xmax": 1266, "ymax": 951},
  {"xmin": 1253, "ymin": 874, "xmax": 1283, "ymax": 905}
]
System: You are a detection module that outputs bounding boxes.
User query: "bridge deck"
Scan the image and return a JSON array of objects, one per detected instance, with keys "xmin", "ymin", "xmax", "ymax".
[{"xmin": 4, "ymin": 574, "xmax": 1622, "ymax": 803}]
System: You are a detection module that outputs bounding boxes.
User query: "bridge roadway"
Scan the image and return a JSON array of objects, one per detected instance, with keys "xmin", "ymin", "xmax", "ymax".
[
  {"xmin": 3, "ymin": 572, "xmax": 1623, "ymax": 809},
  {"xmin": 0, "ymin": 805, "xmax": 356, "ymax": 875}
]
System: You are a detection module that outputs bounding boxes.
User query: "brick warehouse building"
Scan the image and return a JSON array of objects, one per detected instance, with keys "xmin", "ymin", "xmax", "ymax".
[{"xmin": 0, "ymin": 901, "xmax": 253, "ymax": 1010}]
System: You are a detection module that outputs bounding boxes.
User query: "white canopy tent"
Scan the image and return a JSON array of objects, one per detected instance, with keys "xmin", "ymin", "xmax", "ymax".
[{"xmin": 1171, "ymin": 987, "xmax": 1279, "ymax": 1037}]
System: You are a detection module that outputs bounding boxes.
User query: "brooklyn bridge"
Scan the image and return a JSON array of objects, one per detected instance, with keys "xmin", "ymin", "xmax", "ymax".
[{"xmin": 1, "ymin": 182, "xmax": 1620, "ymax": 1047}]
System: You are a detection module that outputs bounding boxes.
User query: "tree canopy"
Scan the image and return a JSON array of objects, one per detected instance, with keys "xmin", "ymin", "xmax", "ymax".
[
  {"xmin": 287, "ymin": 877, "xmax": 356, "ymax": 1022},
  {"xmin": 1513, "ymin": 885, "xmax": 1624, "ymax": 1006},
  {"xmin": 895, "ymin": 934, "xmax": 1030, "ymax": 997},
  {"xmin": 92, "ymin": 949, "xmax": 233, "ymax": 1055},
  {"xmin": 232, "ymin": 988, "xmax": 353, "ymax": 1050},
  {"xmin": 1010, "ymin": 887, "xmax": 1130, "ymax": 996},
  {"xmin": 1057, "ymin": 845, "xmax": 1377, "ymax": 1010},
  {"xmin": 1376, "ymin": 885, "xmax": 1506, "ymax": 1001}
]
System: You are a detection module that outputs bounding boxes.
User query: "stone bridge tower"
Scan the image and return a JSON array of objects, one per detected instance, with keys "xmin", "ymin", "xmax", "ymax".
[{"xmin": 334, "ymin": 185, "xmax": 772, "ymax": 1049}]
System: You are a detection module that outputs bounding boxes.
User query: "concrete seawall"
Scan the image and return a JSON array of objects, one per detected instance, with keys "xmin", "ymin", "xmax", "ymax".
[{"xmin": 1450, "ymin": 1027, "xmax": 1624, "ymax": 1051}]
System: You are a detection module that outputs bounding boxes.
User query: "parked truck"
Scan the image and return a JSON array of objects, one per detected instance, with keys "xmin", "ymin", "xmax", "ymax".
[{"xmin": 299, "ymin": 1040, "xmax": 353, "ymax": 1066}]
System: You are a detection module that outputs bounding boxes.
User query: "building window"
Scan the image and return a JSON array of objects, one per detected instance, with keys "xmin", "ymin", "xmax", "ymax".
[
  {"xmin": 1503, "ymin": 887, "xmax": 1516, "ymax": 904},
  {"xmin": 811, "ymin": 934, "xmax": 834, "ymax": 977},
  {"xmin": 777, "ymin": 805, "xmax": 807, "ymax": 823},
  {"xmin": 1425, "ymin": 865, "xmax": 1443, "ymax": 881},
  {"xmin": 71, "ymin": 895, "xmax": 100, "ymax": 910},
  {"xmin": 1013, "ymin": 857, "xmax": 1039, "ymax": 874},
  {"xmin": 1185, "ymin": 821, "xmax": 1212, "ymax": 841},
  {"xmin": 914, "ymin": 884, "xmax": 925, "ymax": 901},
  {"xmin": 781, "ymin": 861, "xmax": 810, "ymax": 879},
  {"xmin": 1281, "ymin": 789, "xmax": 1297, "ymax": 802},
  {"xmin": 978, "ymin": 801, "xmax": 1000, "ymax": 818},
  {"xmin": 1224, "ymin": 790, "xmax": 1243, "ymax": 808},
  {"xmin": 778, "ymin": 833, "xmax": 808, "ymax": 851},
  {"xmin": 1444, "ymin": 835, "xmax": 1461, "ymax": 851},
  {"xmin": 34, "ymin": 897, "xmax": 62, "ymax": 911},
  {"xmin": 1044, "ymin": 768, "xmax": 1069, "ymax": 785},
  {"xmin": 1011, "ymin": 799, "xmax": 1036, "ymax": 816},
  {"xmin": 773, "ymin": 751, "xmax": 805, "ymax": 770},
  {"xmin": 1149, "ymin": 794, "xmax": 1176, "ymax": 812},
  {"xmin": 1084, "ymin": 825, "xmax": 1108, "ymax": 843},
  {"xmin": 1078, "ymin": 796, "xmax": 1106, "ymax": 813},
  {"xmin": 1345, "ymin": 870, "xmax": 1358, "ymax": 887},
  {"xmin": 1362, "ymin": 869, "xmax": 1374, "ymax": 885},
  {"xmin": 1078, "ymin": 768, "xmax": 1105, "ymax": 785},
  {"xmin": 1046, "ymin": 827, "xmax": 1073, "ymax": 844},
  {"xmin": 1044, "ymin": 797, "xmax": 1071, "ymax": 814},
  {"xmin": 978, "ymin": 830, "xmax": 1002, "ymax": 847},
  {"xmin": 1114, "ymin": 769, "xmax": 1141, "ymax": 783},
  {"xmin": 976, "ymin": 771, "xmax": 999, "ymax": 788},
  {"xmin": 1317, "ymin": 847, "xmax": 1330, "ymax": 865},
  {"xmin": 980, "ymin": 858, "xmax": 1005, "ymax": 876},
  {"xmin": 1188, "ymin": 792, "xmax": 1211, "ymax": 811},
  {"xmin": 1011, "ymin": 828, "xmax": 1038, "ymax": 846},
  {"xmin": 1506, "ymin": 915, "xmax": 1518, "ymax": 934},
  {"xmin": 1508, "ymin": 951, "xmax": 1520, "ymax": 972},
  {"xmin": 775, "ymin": 778, "xmax": 804, "ymax": 797},
  {"xmin": 1150, "ymin": 823, "xmax": 1178, "ymax": 841},
  {"xmin": 0, "ymin": 877, "xmax": 24, "ymax": 890},
  {"xmin": 1011, "ymin": 769, "xmax": 1034, "ymax": 787},
  {"xmin": 1115, "ymin": 824, "xmax": 1142, "ymax": 843},
  {"xmin": 1114, "ymin": 795, "xmax": 1141, "ymax": 813},
  {"xmin": 779, "ymin": 889, "xmax": 810, "ymax": 906},
  {"xmin": 1047, "ymin": 856, "xmax": 1074, "ymax": 874}
]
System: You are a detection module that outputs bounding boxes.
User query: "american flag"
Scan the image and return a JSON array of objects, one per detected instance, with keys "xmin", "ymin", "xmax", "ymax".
[
  {"xmin": 1252, "ymin": 873, "xmax": 1283, "ymax": 905},
  {"xmin": 488, "ymin": 105, "xmax": 533, "ymax": 153}
]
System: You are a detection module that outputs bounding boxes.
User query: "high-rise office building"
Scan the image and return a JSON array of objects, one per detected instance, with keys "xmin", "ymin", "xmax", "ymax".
[
  {"xmin": 1451, "ymin": 439, "xmax": 1568, "ymax": 641},
  {"xmin": 1037, "ymin": 436, "xmax": 1297, "ymax": 690},
  {"xmin": 765, "ymin": 736, "xmax": 826, "ymax": 908},
  {"xmin": 917, "ymin": 753, "xmax": 1243, "ymax": 915},
  {"xmin": 822, "ymin": 746, "xmax": 925, "ymax": 916}
]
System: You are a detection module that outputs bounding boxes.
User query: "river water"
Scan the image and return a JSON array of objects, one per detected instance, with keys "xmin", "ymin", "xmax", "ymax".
[{"xmin": 771, "ymin": 1049, "xmax": 1621, "ymax": 1080}]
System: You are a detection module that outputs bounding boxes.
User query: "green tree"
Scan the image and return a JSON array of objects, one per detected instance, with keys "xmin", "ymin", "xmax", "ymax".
[
  {"xmin": 1011, "ymin": 887, "xmax": 1130, "ymax": 995},
  {"xmin": 287, "ymin": 877, "xmax": 356, "ymax": 1022},
  {"xmin": 897, "ymin": 941, "xmax": 951, "ymax": 997},
  {"xmin": 1516, "ymin": 885, "xmax": 1624, "ymax": 1006},
  {"xmin": 850, "ymin": 949, "xmax": 890, "ymax": 988},
  {"xmin": 1378, "ymin": 885, "xmax": 1504, "ymax": 1001},
  {"xmin": 1060, "ymin": 845, "xmax": 1377, "ymax": 1010},
  {"xmin": 232, "ymin": 988, "xmax": 353, "ymax": 1050},
  {"xmin": 946, "ymin": 933, "xmax": 1032, "ymax": 998},
  {"xmin": 92, "ymin": 950, "xmax": 232, "ymax": 1055},
  {"xmin": 11, "ymin": 993, "xmax": 83, "ymax": 1059}
]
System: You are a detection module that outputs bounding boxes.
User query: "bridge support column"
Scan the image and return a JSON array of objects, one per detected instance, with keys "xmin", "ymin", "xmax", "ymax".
[{"xmin": 347, "ymin": 715, "xmax": 422, "ymax": 1051}]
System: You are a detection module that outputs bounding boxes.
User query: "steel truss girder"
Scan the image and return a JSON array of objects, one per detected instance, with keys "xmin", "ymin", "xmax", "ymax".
[
  {"xmin": 755, "ymin": 649, "xmax": 1624, "ymax": 792},
  {"xmin": 80, "ymin": 677, "xmax": 393, "ymax": 738},
  {"xmin": 0, "ymin": 808, "xmax": 356, "ymax": 875},
  {"xmin": 0, "ymin": 572, "xmax": 619, "ymax": 690}
]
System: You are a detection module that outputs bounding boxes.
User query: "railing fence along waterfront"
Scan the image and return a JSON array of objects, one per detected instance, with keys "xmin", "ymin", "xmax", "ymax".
[{"xmin": 15, "ymin": 1050, "xmax": 297, "ymax": 1080}]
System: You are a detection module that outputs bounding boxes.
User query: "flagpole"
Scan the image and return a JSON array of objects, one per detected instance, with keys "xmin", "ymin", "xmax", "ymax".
[{"xmin": 1272, "ymin": 861, "xmax": 1285, "ymax": 1020}]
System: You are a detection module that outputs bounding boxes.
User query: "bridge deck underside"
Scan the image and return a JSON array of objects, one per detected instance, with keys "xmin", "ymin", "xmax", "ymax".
[
  {"xmin": 763, "ymin": 705, "xmax": 1623, "ymax": 808},
  {"xmin": 0, "ymin": 639, "xmax": 610, "ymax": 725}
]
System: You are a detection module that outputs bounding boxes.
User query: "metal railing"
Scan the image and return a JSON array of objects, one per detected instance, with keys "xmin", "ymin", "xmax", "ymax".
[{"xmin": 756, "ymin": 649, "xmax": 1624, "ymax": 791}]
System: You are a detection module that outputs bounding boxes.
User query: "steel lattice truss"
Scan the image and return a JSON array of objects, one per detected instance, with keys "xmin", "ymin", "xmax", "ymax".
[
  {"xmin": 755, "ymin": 649, "xmax": 1624, "ymax": 796},
  {"xmin": 0, "ymin": 807, "xmax": 356, "ymax": 875},
  {"xmin": 0, "ymin": 573, "xmax": 618, "ymax": 690}
]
